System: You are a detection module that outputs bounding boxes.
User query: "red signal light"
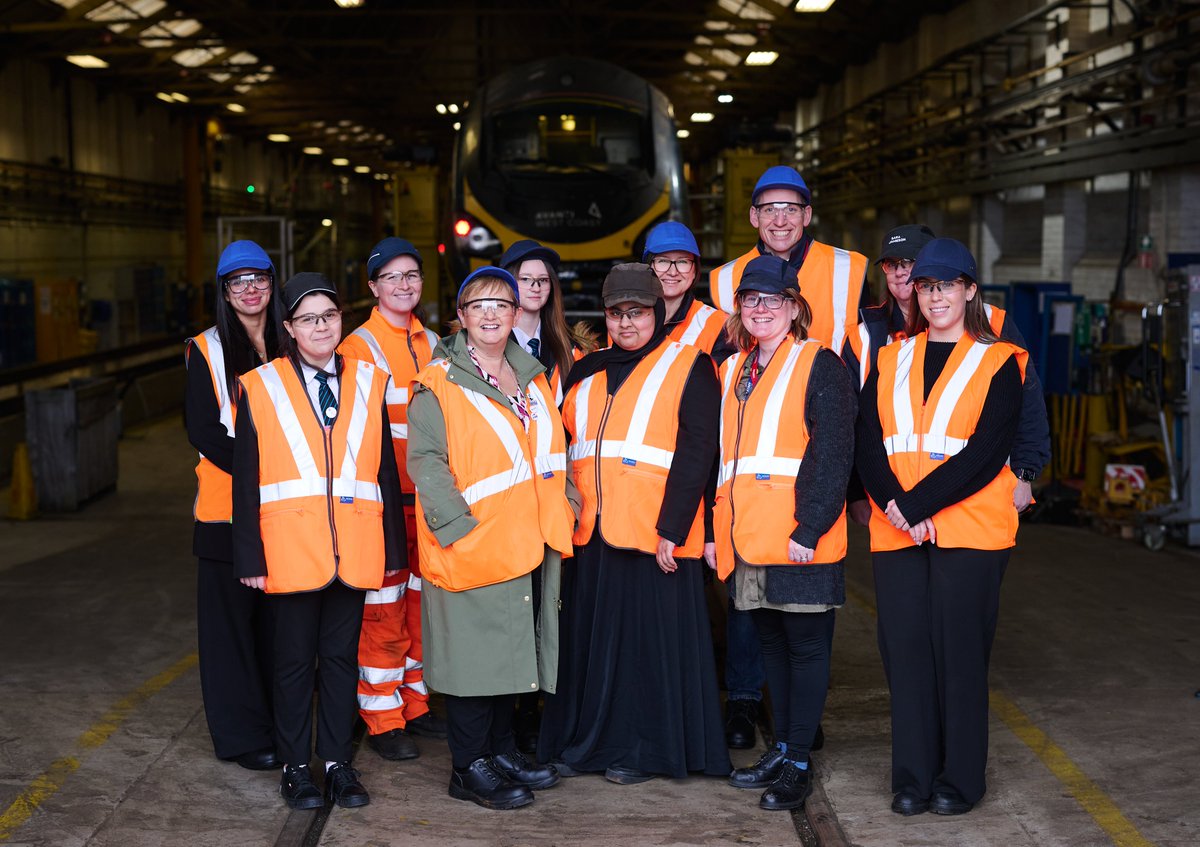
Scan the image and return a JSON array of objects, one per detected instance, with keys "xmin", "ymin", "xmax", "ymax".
[{"xmin": 453, "ymin": 219, "xmax": 471, "ymax": 237}]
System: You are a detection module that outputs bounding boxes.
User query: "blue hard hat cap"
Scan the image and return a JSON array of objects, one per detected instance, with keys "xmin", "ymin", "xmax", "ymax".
[
  {"xmin": 910, "ymin": 238, "xmax": 978, "ymax": 283},
  {"xmin": 751, "ymin": 166, "xmax": 811, "ymax": 205},
  {"xmin": 642, "ymin": 221, "xmax": 699, "ymax": 261},
  {"xmin": 367, "ymin": 237, "xmax": 422, "ymax": 278},
  {"xmin": 738, "ymin": 254, "xmax": 800, "ymax": 295},
  {"xmin": 217, "ymin": 240, "xmax": 274, "ymax": 279},
  {"xmin": 457, "ymin": 266, "xmax": 521, "ymax": 303}
]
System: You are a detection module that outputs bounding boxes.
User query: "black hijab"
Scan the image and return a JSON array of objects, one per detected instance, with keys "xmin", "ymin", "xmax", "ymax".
[{"xmin": 562, "ymin": 298, "xmax": 670, "ymax": 397}]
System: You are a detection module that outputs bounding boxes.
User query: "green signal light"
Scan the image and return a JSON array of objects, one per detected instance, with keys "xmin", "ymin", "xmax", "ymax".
[{"xmin": 246, "ymin": 184, "xmax": 256, "ymax": 193}]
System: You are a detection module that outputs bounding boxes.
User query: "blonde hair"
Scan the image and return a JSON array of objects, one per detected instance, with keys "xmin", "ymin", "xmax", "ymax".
[{"xmin": 724, "ymin": 290, "xmax": 812, "ymax": 353}]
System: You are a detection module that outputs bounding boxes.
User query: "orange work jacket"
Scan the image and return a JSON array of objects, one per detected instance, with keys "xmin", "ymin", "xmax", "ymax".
[
  {"xmin": 869, "ymin": 333, "xmax": 1027, "ymax": 553},
  {"xmin": 562, "ymin": 340, "xmax": 707, "ymax": 558},
  {"xmin": 412, "ymin": 361, "xmax": 574, "ymax": 592},
  {"xmin": 668, "ymin": 298, "xmax": 727, "ymax": 354},
  {"xmin": 713, "ymin": 337, "xmax": 847, "ymax": 578},
  {"xmin": 338, "ymin": 309, "xmax": 437, "ymax": 494},
  {"xmin": 239, "ymin": 357, "xmax": 390, "ymax": 593},
  {"xmin": 186, "ymin": 327, "xmax": 235, "ymax": 523},
  {"xmin": 709, "ymin": 241, "xmax": 867, "ymax": 356}
]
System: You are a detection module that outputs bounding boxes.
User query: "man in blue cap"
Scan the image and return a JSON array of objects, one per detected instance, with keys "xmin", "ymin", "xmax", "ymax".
[{"xmin": 709, "ymin": 165, "xmax": 867, "ymax": 361}]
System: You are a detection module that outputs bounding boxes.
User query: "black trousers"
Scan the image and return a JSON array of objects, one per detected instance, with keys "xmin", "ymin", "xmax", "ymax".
[
  {"xmin": 750, "ymin": 607, "xmax": 835, "ymax": 760},
  {"xmin": 196, "ymin": 557, "xmax": 275, "ymax": 760},
  {"xmin": 872, "ymin": 545, "xmax": 1009, "ymax": 804},
  {"xmin": 445, "ymin": 693, "xmax": 518, "ymax": 769},
  {"xmin": 272, "ymin": 580, "xmax": 366, "ymax": 767}
]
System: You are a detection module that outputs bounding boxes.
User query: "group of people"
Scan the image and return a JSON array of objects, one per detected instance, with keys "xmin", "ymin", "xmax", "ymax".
[{"xmin": 184, "ymin": 163, "xmax": 1049, "ymax": 819}]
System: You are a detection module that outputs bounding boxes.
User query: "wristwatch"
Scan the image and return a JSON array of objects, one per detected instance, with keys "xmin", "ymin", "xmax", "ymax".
[{"xmin": 1014, "ymin": 468, "xmax": 1038, "ymax": 483}]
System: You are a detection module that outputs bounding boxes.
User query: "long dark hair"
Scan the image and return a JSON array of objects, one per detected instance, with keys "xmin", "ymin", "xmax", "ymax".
[
  {"xmin": 214, "ymin": 276, "xmax": 285, "ymax": 396},
  {"xmin": 504, "ymin": 258, "xmax": 591, "ymax": 379}
]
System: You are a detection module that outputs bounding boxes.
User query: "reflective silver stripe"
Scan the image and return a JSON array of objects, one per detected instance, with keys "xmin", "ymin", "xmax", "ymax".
[
  {"xmin": 337, "ymin": 360, "xmax": 376, "ymax": 483},
  {"xmin": 890, "ymin": 338, "xmax": 917, "ymax": 447},
  {"xmin": 717, "ymin": 343, "xmax": 809, "ymax": 485},
  {"xmin": 715, "ymin": 261, "xmax": 737, "ymax": 314},
  {"xmin": 719, "ymin": 455, "xmax": 802, "ymax": 483},
  {"xmin": 359, "ymin": 665, "xmax": 406, "ymax": 685},
  {"xmin": 353, "ymin": 327, "xmax": 410, "ymax": 407},
  {"xmin": 358, "ymin": 691, "xmax": 405, "ymax": 711},
  {"xmin": 202, "ymin": 327, "xmax": 235, "ymax": 437},
  {"xmin": 924, "ymin": 341, "xmax": 988, "ymax": 454},
  {"xmin": 459, "ymin": 387, "xmax": 533, "ymax": 505},
  {"xmin": 422, "ymin": 328, "xmax": 438, "ymax": 349},
  {"xmin": 389, "ymin": 422, "xmax": 409, "ymax": 439},
  {"xmin": 404, "ymin": 680, "xmax": 428, "ymax": 695},
  {"xmin": 600, "ymin": 438, "xmax": 674, "ymax": 468},
  {"xmin": 528, "ymin": 380, "xmax": 556, "ymax": 473},
  {"xmin": 260, "ymin": 477, "xmax": 383, "ymax": 503},
  {"xmin": 566, "ymin": 375, "xmax": 595, "ymax": 463},
  {"xmin": 717, "ymin": 356, "xmax": 740, "ymax": 469},
  {"xmin": 857, "ymin": 324, "xmax": 872, "ymax": 387},
  {"xmin": 830, "ymin": 248, "xmax": 851, "ymax": 355},
  {"xmin": 257, "ymin": 362, "xmax": 322, "ymax": 492},
  {"xmin": 621, "ymin": 344, "xmax": 684, "ymax": 466},
  {"xmin": 364, "ymin": 583, "xmax": 405, "ymax": 605},
  {"xmin": 883, "ymin": 433, "xmax": 921, "ymax": 456},
  {"xmin": 678, "ymin": 304, "xmax": 717, "ymax": 345},
  {"xmin": 535, "ymin": 454, "xmax": 567, "ymax": 475}
]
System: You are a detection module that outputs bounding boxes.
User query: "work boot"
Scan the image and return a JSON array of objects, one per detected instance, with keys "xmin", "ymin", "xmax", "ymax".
[
  {"xmin": 407, "ymin": 711, "xmax": 449, "ymax": 739},
  {"xmin": 367, "ymin": 728, "xmax": 419, "ymax": 760},
  {"xmin": 448, "ymin": 757, "xmax": 534, "ymax": 810},
  {"xmin": 491, "ymin": 750, "xmax": 559, "ymax": 790},
  {"xmin": 724, "ymin": 699, "xmax": 758, "ymax": 749},
  {"xmin": 759, "ymin": 762, "xmax": 813, "ymax": 811},
  {"xmin": 728, "ymin": 742, "xmax": 787, "ymax": 789}
]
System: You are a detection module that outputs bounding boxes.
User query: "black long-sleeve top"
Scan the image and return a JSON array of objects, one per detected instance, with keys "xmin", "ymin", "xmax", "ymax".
[
  {"xmin": 231, "ymin": 354, "xmax": 406, "ymax": 581},
  {"xmin": 855, "ymin": 340, "xmax": 1022, "ymax": 526}
]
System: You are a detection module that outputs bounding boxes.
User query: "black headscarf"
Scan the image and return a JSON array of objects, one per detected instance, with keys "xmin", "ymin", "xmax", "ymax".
[{"xmin": 562, "ymin": 298, "xmax": 669, "ymax": 398}]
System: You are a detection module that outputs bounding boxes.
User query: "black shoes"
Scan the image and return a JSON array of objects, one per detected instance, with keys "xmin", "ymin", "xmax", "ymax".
[
  {"xmin": 225, "ymin": 747, "xmax": 278, "ymax": 771},
  {"xmin": 724, "ymin": 699, "xmax": 759, "ymax": 749},
  {"xmin": 280, "ymin": 764, "xmax": 323, "ymax": 810},
  {"xmin": 325, "ymin": 762, "xmax": 370, "ymax": 808},
  {"xmin": 930, "ymin": 789, "xmax": 974, "ymax": 816},
  {"xmin": 449, "ymin": 757, "xmax": 534, "ymax": 810},
  {"xmin": 604, "ymin": 765, "xmax": 656, "ymax": 785},
  {"xmin": 367, "ymin": 728, "xmax": 419, "ymax": 761},
  {"xmin": 492, "ymin": 750, "xmax": 559, "ymax": 790},
  {"xmin": 729, "ymin": 743, "xmax": 787, "ymax": 789},
  {"xmin": 891, "ymin": 790, "xmax": 930, "ymax": 816},
  {"xmin": 759, "ymin": 763, "xmax": 813, "ymax": 811},
  {"xmin": 407, "ymin": 711, "xmax": 449, "ymax": 740}
]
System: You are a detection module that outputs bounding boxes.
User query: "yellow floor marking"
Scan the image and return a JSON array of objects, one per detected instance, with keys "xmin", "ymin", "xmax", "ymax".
[
  {"xmin": 0, "ymin": 653, "xmax": 198, "ymax": 841},
  {"xmin": 844, "ymin": 580, "xmax": 1156, "ymax": 847}
]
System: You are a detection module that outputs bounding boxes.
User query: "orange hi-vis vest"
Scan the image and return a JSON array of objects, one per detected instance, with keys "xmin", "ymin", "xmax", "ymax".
[
  {"xmin": 412, "ymin": 361, "xmax": 574, "ymax": 592},
  {"xmin": 669, "ymin": 298, "xmax": 727, "ymax": 354},
  {"xmin": 562, "ymin": 340, "xmax": 707, "ymax": 558},
  {"xmin": 713, "ymin": 338, "xmax": 847, "ymax": 579},
  {"xmin": 339, "ymin": 309, "xmax": 437, "ymax": 494},
  {"xmin": 547, "ymin": 346, "xmax": 587, "ymax": 407},
  {"xmin": 240, "ymin": 357, "xmax": 390, "ymax": 594},
  {"xmin": 869, "ymin": 333, "xmax": 1028, "ymax": 553},
  {"xmin": 710, "ymin": 241, "xmax": 867, "ymax": 356},
  {"xmin": 186, "ymin": 327, "xmax": 235, "ymax": 523}
]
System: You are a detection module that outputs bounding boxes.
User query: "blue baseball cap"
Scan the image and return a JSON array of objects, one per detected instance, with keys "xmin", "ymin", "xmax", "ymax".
[
  {"xmin": 642, "ymin": 221, "xmax": 699, "ymax": 261},
  {"xmin": 217, "ymin": 240, "xmax": 274, "ymax": 279},
  {"xmin": 499, "ymin": 239, "xmax": 560, "ymax": 271},
  {"xmin": 367, "ymin": 237, "xmax": 422, "ymax": 278},
  {"xmin": 751, "ymin": 166, "xmax": 811, "ymax": 205},
  {"xmin": 738, "ymin": 254, "xmax": 799, "ymax": 295},
  {"xmin": 910, "ymin": 238, "xmax": 978, "ymax": 283},
  {"xmin": 457, "ymin": 266, "xmax": 521, "ymax": 303}
]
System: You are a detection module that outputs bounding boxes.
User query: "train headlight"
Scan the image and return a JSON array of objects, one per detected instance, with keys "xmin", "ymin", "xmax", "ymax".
[{"xmin": 454, "ymin": 215, "xmax": 502, "ymax": 257}]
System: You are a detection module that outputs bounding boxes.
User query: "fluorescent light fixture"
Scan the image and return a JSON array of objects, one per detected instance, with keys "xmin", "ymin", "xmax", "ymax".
[
  {"xmin": 718, "ymin": 0, "xmax": 775, "ymax": 21},
  {"xmin": 321, "ymin": 218, "xmax": 334, "ymax": 227},
  {"xmin": 684, "ymin": 51, "xmax": 704, "ymax": 66},
  {"xmin": 354, "ymin": 165, "xmax": 370, "ymax": 173},
  {"xmin": 725, "ymin": 33, "xmax": 757, "ymax": 47},
  {"xmin": 690, "ymin": 112, "xmax": 715, "ymax": 123},
  {"xmin": 794, "ymin": 0, "xmax": 836, "ymax": 10},
  {"xmin": 745, "ymin": 51, "xmax": 779, "ymax": 66},
  {"xmin": 452, "ymin": 121, "xmax": 461, "ymax": 131},
  {"xmin": 66, "ymin": 55, "xmax": 108, "ymax": 69},
  {"xmin": 711, "ymin": 48, "xmax": 741, "ymax": 66},
  {"xmin": 155, "ymin": 92, "xmax": 174, "ymax": 103},
  {"xmin": 331, "ymin": 158, "xmax": 350, "ymax": 166},
  {"xmin": 707, "ymin": 69, "xmax": 729, "ymax": 81},
  {"xmin": 303, "ymin": 146, "xmax": 323, "ymax": 155},
  {"xmin": 718, "ymin": 93, "xmax": 734, "ymax": 104},
  {"xmin": 267, "ymin": 133, "xmax": 290, "ymax": 142},
  {"xmin": 170, "ymin": 92, "xmax": 189, "ymax": 102},
  {"xmin": 435, "ymin": 103, "xmax": 447, "ymax": 114},
  {"xmin": 677, "ymin": 129, "xmax": 691, "ymax": 139},
  {"xmin": 334, "ymin": 0, "xmax": 364, "ymax": 7},
  {"xmin": 226, "ymin": 103, "xmax": 246, "ymax": 113}
]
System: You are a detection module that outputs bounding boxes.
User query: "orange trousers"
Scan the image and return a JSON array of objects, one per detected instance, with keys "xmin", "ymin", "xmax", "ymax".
[{"xmin": 357, "ymin": 506, "xmax": 429, "ymax": 733}]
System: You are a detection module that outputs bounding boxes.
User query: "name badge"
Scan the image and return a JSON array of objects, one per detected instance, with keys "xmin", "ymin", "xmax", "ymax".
[
  {"xmin": 929, "ymin": 452, "xmax": 945, "ymax": 461},
  {"xmin": 621, "ymin": 457, "xmax": 637, "ymax": 466},
  {"xmin": 542, "ymin": 471, "xmax": 555, "ymax": 479},
  {"xmin": 755, "ymin": 473, "xmax": 771, "ymax": 480},
  {"xmin": 340, "ymin": 496, "xmax": 354, "ymax": 504}
]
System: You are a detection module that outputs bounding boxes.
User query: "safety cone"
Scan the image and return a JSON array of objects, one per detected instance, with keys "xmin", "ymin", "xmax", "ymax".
[{"xmin": 8, "ymin": 442, "xmax": 37, "ymax": 520}]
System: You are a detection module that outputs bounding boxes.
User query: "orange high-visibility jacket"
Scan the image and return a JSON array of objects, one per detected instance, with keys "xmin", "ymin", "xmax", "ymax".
[
  {"xmin": 713, "ymin": 337, "xmax": 847, "ymax": 579},
  {"xmin": 709, "ymin": 241, "xmax": 867, "ymax": 356},
  {"xmin": 338, "ymin": 309, "xmax": 437, "ymax": 494},
  {"xmin": 412, "ymin": 361, "xmax": 574, "ymax": 592},
  {"xmin": 562, "ymin": 340, "xmax": 707, "ymax": 558},
  {"xmin": 239, "ymin": 357, "xmax": 391, "ymax": 593},
  {"xmin": 668, "ymin": 298, "xmax": 727, "ymax": 354},
  {"xmin": 186, "ymin": 327, "xmax": 235, "ymax": 523},
  {"xmin": 869, "ymin": 333, "xmax": 1028, "ymax": 553}
]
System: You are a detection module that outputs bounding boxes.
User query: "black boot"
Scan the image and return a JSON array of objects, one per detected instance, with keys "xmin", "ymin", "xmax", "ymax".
[
  {"xmin": 724, "ymin": 699, "xmax": 759, "ymax": 749},
  {"xmin": 492, "ymin": 750, "xmax": 559, "ymax": 790},
  {"xmin": 325, "ymin": 762, "xmax": 370, "ymax": 808},
  {"xmin": 759, "ymin": 762, "xmax": 813, "ymax": 811},
  {"xmin": 448, "ymin": 757, "xmax": 534, "ymax": 810},
  {"xmin": 728, "ymin": 742, "xmax": 787, "ymax": 789}
]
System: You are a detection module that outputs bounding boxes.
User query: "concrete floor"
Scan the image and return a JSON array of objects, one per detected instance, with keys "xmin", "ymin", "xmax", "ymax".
[{"xmin": 0, "ymin": 416, "xmax": 1197, "ymax": 846}]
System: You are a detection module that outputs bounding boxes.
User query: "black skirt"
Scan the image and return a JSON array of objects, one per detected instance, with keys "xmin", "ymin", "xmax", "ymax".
[{"xmin": 538, "ymin": 535, "xmax": 731, "ymax": 778}]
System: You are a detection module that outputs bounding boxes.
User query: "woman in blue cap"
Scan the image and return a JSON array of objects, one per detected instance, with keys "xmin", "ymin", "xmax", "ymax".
[
  {"xmin": 184, "ymin": 240, "xmax": 283, "ymax": 772},
  {"xmin": 643, "ymin": 221, "xmax": 734, "ymax": 363},
  {"xmin": 501, "ymin": 239, "xmax": 596, "ymax": 403}
]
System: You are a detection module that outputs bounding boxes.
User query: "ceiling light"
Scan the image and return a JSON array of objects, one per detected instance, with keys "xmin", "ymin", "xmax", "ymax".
[
  {"xmin": 170, "ymin": 92, "xmax": 189, "ymax": 103},
  {"xmin": 155, "ymin": 92, "xmax": 174, "ymax": 103},
  {"xmin": 745, "ymin": 51, "xmax": 779, "ymax": 66},
  {"xmin": 322, "ymin": 218, "xmax": 334, "ymax": 227},
  {"xmin": 226, "ymin": 103, "xmax": 246, "ymax": 113},
  {"xmin": 718, "ymin": 93, "xmax": 734, "ymax": 104},
  {"xmin": 66, "ymin": 55, "xmax": 108, "ymax": 69},
  {"xmin": 303, "ymin": 146, "xmax": 323, "ymax": 155},
  {"xmin": 331, "ymin": 157, "xmax": 350, "ymax": 166},
  {"xmin": 677, "ymin": 129, "xmax": 691, "ymax": 139},
  {"xmin": 448, "ymin": 103, "xmax": 459, "ymax": 114},
  {"xmin": 452, "ymin": 121, "xmax": 461, "ymax": 131},
  {"xmin": 710, "ymin": 48, "xmax": 741, "ymax": 66},
  {"xmin": 436, "ymin": 103, "xmax": 447, "ymax": 114},
  {"xmin": 354, "ymin": 165, "xmax": 370, "ymax": 173},
  {"xmin": 794, "ymin": 0, "xmax": 836, "ymax": 10},
  {"xmin": 725, "ymin": 33, "xmax": 757, "ymax": 47},
  {"xmin": 719, "ymin": 0, "xmax": 774, "ymax": 21},
  {"xmin": 267, "ymin": 133, "xmax": 290, "ymax": 142},
  {"xmin": 333, "ymin": 0, "xmax": 364, "ymax": 7},
  {"xmin": 684, "ymin": 52, "xmax": 704, "ymax": 66},
  {"xmin": 690, "ymin": 112, "xmax": 715, "ymax": 123}
]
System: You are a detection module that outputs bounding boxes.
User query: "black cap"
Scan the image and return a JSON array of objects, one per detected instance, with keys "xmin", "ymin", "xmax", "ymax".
[
  {"xmin": 367, "ymin": 237, "xmax": 422, "ymax": 278},
  {"xmin": 876, "ymin": 224, "xmax": 935, "ymax": 264},
  {"xmin": 601, "ymin": 263, "xmax": 663, "ymax": 307},
  {"xmin": 738, "ymin": 255, "xmax": 799, "ymax": 295},
  {"xmin": 499, "ymin": 239, "xmax": 561, "ymax": 270},
  {"xmin": 283, "ymin": 272, "xmax": 338, "ymax": 313}
]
